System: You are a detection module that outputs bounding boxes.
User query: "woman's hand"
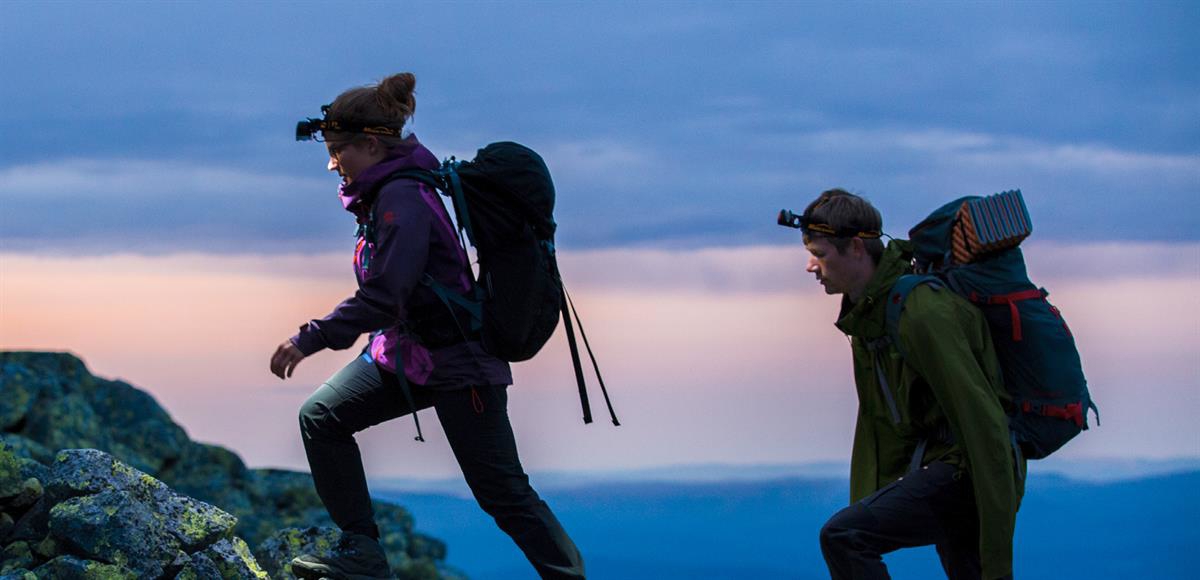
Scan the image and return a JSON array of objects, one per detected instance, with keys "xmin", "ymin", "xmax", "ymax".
[{"xmin": 270, "ymin": 341, "xmax": 306, "ymax": 379}]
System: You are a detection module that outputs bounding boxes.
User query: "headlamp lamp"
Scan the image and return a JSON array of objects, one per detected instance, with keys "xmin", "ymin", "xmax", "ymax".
[
  {"xmin": 295, "ymin": 104, "xmax": 404, "ymax": 142},
  {"xmin": 776, "ymin": 208, "xmax": 882, "ymax": 239}
]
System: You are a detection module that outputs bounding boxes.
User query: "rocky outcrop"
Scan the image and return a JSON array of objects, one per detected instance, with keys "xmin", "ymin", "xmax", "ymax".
[{"xmin": 0, "ymin": 351, "xmax": 462, "ymax": 579}]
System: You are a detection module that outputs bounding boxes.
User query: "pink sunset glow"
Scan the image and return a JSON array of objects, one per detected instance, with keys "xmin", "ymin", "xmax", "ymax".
[{"xmin": 1, "ymin": 243, "xmax": 1197, "ymax": 478}]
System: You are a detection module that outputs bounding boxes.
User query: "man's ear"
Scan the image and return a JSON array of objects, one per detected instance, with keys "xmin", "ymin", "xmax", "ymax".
[{"xmin": 851, "ymin": 237, "xmax": 867, "ymax": 258}]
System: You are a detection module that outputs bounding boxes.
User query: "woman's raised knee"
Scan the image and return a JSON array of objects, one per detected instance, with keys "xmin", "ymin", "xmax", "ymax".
[{"xmin": 298, "ymin": 392, "xmax": 339, "ymax": 437}]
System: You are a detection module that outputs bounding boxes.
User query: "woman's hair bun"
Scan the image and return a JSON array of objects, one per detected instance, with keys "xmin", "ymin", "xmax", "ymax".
[{"xmin": 377, "ymin": 72, "xmax": 417, "ymax": 121}]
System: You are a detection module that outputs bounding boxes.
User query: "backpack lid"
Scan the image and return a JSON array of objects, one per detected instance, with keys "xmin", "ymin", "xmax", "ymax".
[
  {"xmin": 911, "ymin": 190, "xmax": 1031, "ymax": 269},
  {"xmin": 909, "ymin": 196, "xmax": 975, "ymax": 268},
  {"xmin": 458, "ymin": 142, "xmax": 557, "ymax": 236}
]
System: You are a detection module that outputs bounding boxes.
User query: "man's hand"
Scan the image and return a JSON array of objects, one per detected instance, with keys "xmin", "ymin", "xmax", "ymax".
[{"xmin": 270, "ymin": 341, "xmax": 306, "ymax": 379}]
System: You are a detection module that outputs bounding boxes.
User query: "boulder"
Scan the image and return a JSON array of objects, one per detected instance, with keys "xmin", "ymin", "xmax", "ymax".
[
  {"xmin": 0, "ymin": 435, "xmax": 53, "ymax": 467},
  {"xmin": 0, "ymin": 364, "xmax": 40, "ymax": 432},
  {"xmin": 46, "ymin": 450, "xmax": 238, "ymax": 548},
  {"xmin": 29, "ymin": 555, "xmax": 137, "ymax": 579},
  {"xmin": 202, "ymin": 537, "xmax": 269, "ymax": 579},
  {"xmin": 253, "ymin": 526, "xmax": 341, "ymax": 579},
  {"xmin": 173, "ymin": 551, "xmax": 224, "ymax": 580},
  {"xmin": 0, "ymin": 541, "xmax": 33, "ymax": 574},
  {"xmin": 1, "ymin": 352, "xmax": 458, "ymax": 579},
  {"xmin": 49, "ymin": 490, "xmax": 177, "ymax": 577}
]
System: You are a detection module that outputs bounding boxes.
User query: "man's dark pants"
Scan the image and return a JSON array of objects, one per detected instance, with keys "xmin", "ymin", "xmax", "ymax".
[
  {"xmin": 299, "ymin": 354, "xmax": 585, "ymax": 579},
  {"xmin": 820, "ymin": 460, "xmax": 1009, "ymax": 580}
]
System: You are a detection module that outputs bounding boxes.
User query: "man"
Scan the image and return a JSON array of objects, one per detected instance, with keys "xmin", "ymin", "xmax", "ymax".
[{"xmin": 797, "ymin": 189, "xmax": 1022, "ymax": 579}]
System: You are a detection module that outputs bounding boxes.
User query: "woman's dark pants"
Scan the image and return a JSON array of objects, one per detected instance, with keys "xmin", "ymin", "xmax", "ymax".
[
  {"xmin": 819, "ymin": 461, "xmax": 1010, "ymax": 580},
  {"xmin": 299, "ymin": 354, "xmax": 585, "ymax": 579}
]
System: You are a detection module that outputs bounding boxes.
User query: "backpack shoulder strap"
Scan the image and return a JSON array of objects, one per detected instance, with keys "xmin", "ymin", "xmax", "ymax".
[
  {"xmin": 884, "ymin": 274, "xmax": 944, "ymax": 359},
  {"xmin": 388, "ymin": 161, "xmax": 477, "ymax": 248},
  {"xmin": 382, "ymin": 168, "xmax": 441, "ymax": 190}
]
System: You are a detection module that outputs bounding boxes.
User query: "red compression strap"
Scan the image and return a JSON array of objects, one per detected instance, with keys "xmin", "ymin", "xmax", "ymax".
[
  {"xmin": 986, "ymin": 289, "xmax": 1044, "ymax": 341},
  {"xmin": 1023, "ymin": 401, "xmax": 1085, "ymax": 428}
]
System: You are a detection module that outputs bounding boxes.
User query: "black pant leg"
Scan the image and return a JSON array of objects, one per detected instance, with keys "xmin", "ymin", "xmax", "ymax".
[
  {"xmin": 298, "ymin": 354, "xmax": 434, "ymax": 537},
  {"xmin": 434, "ymin": 385, "xmax": 585, "ymax": 580},
  {"xmin": 820, "ymin": 461, "xmax": 978, "ymax": 580}
]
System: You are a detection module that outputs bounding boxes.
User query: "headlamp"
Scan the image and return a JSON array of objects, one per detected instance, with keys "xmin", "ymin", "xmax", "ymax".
[
  {"xmin": 776, "ymin": 208, "xmax": 881, "ymax": 239},
  {"xmin": 295, "ymin": 104, "xmax": 404, "ymax": 142}
]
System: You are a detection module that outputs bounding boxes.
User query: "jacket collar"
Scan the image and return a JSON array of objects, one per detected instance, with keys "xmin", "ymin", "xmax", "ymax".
[
  {"xmin": 834, "ymin": 239, "xmax": 914, "ymax": 339},
  {"xmin": 338, "ymin": 134, "xmax": 439, "ymax": 215}
]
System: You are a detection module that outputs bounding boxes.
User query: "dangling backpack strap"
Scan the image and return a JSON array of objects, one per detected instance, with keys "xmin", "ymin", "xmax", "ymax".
[
  {"xmin": 564, "ymin": 286, "xmax": 619, "ymax": 426},
  {"xmin": 392, "ymin": 349, "xmax": 425, "ymax": 442}
]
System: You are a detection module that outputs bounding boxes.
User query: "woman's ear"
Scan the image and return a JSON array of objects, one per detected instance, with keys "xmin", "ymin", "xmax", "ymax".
[{"xmin": 366, "ymin": 136, "xmax": 382, "ymax": 155}]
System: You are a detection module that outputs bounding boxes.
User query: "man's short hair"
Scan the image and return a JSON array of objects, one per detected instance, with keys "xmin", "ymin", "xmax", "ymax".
[{"xmin": 802, "ymin": 189, "xmax": 886, "ymax": 263}]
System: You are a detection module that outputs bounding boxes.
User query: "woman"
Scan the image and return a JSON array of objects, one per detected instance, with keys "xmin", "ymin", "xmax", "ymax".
[{"xmin": 270, "ymin": 73, "xmax": 585, "ymax": 580}]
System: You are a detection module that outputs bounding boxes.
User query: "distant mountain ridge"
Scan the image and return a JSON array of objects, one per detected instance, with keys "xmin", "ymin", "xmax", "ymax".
[
  {"xmin": 373, "ymin": 456, "xmax": 1200, "ymax": 498},
  {"xmin": 0, "ymin": 351, "xmax": 461, "ymax": 579}
]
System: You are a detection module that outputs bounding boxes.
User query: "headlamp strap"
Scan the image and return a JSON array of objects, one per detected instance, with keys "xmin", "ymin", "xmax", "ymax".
[{"xmin": 296, "ymin": 103, "xmax": 404, "ymax": 141}]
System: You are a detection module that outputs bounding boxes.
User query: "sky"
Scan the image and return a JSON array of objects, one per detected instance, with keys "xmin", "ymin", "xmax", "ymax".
[{"xmin": 1, "ymin": 1, "xmax": 1198, "ymax": 479}]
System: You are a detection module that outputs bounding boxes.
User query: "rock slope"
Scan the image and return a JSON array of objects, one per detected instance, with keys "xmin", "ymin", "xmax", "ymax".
[{"xmin": 0, "ymin": 351, "xmax": 462, "ymax": 579}]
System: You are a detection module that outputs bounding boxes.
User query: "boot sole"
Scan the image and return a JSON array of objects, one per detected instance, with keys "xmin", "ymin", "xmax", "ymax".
[{"xmin": 290, "ymin": 558, "xmax": 392, "ymax": 580}]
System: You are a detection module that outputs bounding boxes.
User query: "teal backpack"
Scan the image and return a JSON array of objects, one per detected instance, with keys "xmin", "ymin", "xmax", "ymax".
[{"xmin": 886, "ymin": 189, "xmax": 1098, "ymax": 460}]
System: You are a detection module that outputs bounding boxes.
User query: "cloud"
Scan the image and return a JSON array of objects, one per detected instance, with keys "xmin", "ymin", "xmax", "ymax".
[
  {"xmin": 0, "ymin": 158, "xmax": 320, "ymax": 200},
  {"xmin": 2, "ymin": 2, "xmax": 1195, "ymax": 252},
  {"xmin": 0, "ymin": 158, "xmax": 346, "ymax": 254},
  {"xmin": 771, "ymin": 128, "xmax": 1200, "ymax": 179}
]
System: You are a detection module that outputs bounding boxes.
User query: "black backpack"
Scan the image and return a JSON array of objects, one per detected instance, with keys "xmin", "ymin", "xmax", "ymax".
[{"xmin": 390, "ymin": 142, "xmax": 619, "ymax": 426}]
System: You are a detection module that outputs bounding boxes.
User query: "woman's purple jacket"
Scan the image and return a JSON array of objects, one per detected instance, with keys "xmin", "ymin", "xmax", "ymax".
[{"xmin": 290, "ymin": 136, "xmax": 511, "ymax": 389}]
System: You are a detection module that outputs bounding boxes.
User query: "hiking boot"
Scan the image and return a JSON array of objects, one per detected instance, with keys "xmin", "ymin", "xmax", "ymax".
[{"xmin": 290, "ymin": 532, "xmax": 393, "ymax": 580}]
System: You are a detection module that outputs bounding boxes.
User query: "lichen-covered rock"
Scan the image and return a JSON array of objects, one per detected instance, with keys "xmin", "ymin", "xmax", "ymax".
[
  {"xmin": 24, "ymin": 393, "xmax": 108, "ymax": 454},
  {"xmin": 406, "ymin": 532, "xmax": 449, "ymax": 562},
  {"xmin": 46, "ymin": 450, "xmax": 238, "ymax": 548},
  {"xmin": 45, "ymin": 448, "xmax": 157, "ymax": 502},
  {"xmin": 158, "ymin": 442, "xmax": 255, "ymax": 519},
  {"xmin": 84, "ymin": 379, "xmax": 190, "ymax": 474},
  {"xmin": 32, "ymin": 535, "xmax": 56, "ymax": 559},
  {"xmin": 0, "ymin": 444, "xmax": 22, "ymax": 500},
  {"xmin": 203, "ymin": 537, "xmax": 269, "ymax": 579},
  {"xmin": 6, "ymin": 497, "xmax": 48, "ymax": 543},
  {"xmin": 0, "ymin": 352, "xmax": 92, "ymax": 392},
  {"xmin": 0, "ymin": 479, "xmax": 42, "ymax": 513},
  {"xmin": 49, "ymin": 490, "xmax": 176, "ymax": 577},
  {"xmin": 0, "ymin": 362, "xmax": 45, "ymax": 431},
  {"xmin": 1, "ymin": 352, "xmax": 459, "ymax": 579},
  {"xmin": 29, "ymin": 554, "xmax": 137, "ymax": 579},
  {"xmin": 254, "ymin": 526, "xmax": 341, "ymax": 579},
  {"xmin": 0, "ymin": 434, "xmax": 54, "ymax": 466},
  {"xmin": 174, "ymin": 551, "xmax": 224, "ymax": 580},
  {"xmin": 0, "ymin": 541, "xmax": 33, "ymax": 574}
]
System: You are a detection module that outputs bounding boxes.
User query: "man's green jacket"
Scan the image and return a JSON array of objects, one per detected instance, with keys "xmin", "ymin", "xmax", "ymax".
[{"xmin": 834, "ymin": 239, "xmax": 1024, "ymax": 579}]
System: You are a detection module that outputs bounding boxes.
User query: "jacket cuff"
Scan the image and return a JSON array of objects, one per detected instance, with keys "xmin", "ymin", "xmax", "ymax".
[{"xmin": 291, "ymin": 326, "xmax": 324, "ymax": 357}]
